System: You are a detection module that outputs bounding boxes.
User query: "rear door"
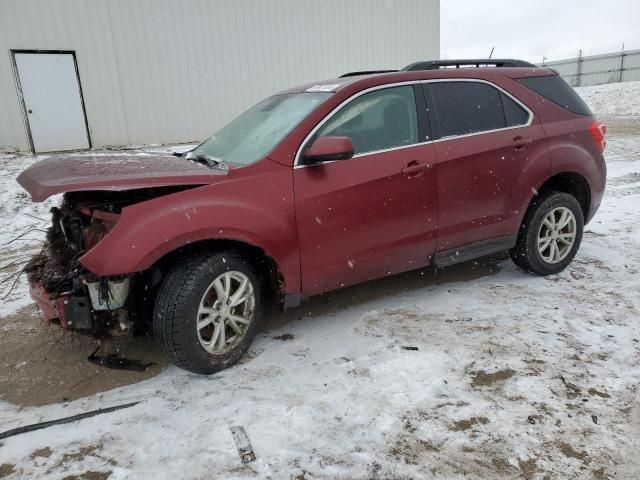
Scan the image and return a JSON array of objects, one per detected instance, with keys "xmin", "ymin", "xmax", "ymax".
[
  {"xmin": 293, "ymin": 84, "xmax": 438, "ymax": 295},
  {"xmin": 423, "ymin": 80, "xmax": 548, "ymax": 257}
]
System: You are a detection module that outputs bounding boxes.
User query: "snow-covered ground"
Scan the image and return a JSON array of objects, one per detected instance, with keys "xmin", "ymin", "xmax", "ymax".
[
  {"xmin": 1, "ymin": 83, "xmax": 639, "ymax": 479},
  {"xmin": 577, "ymin": 80, "xmax": 640, "ymax": 118}
]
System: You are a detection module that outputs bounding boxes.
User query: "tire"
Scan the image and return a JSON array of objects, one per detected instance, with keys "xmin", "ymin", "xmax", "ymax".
[
  {"xmin": 153, "ymin": 251, "xmax": 264, "ymax": 374},
  {"xmin": 510, "ymin": 191, "xmax": 584, "ymax": 275}
]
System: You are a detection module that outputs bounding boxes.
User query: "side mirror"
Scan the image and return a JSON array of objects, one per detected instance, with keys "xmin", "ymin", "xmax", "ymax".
[{"xmin": 303, "ymin": 136, "xmax": 354, "ymax": 164}]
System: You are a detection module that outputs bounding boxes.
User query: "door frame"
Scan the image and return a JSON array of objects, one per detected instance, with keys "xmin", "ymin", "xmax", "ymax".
[{"xmin": 10, "ymin": 49, "xmax": 92, "ymax": 153}]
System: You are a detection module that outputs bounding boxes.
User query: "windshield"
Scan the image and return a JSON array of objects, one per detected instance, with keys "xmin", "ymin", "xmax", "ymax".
[{"xmin": 192, "ymin": 92, "xmax": 330, "ymax": 166}]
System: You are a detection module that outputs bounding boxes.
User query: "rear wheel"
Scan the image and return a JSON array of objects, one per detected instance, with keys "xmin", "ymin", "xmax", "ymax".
[
  {"xmin": 153, "ymin": 251, "xmax": 264, "ymax": 374},
  {"xmin": 510, "ymin": 192, "xmax": 584, "ymax": 275}
]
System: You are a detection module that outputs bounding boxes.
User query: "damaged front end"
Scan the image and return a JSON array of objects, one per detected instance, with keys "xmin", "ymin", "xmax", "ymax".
[
  {"xmin": 16, "ymin": 152, "xmax": 224, "ymax": 338},
  {"xmin": 25, "ymin": 189, "xmax": 175, "ymax": 336}
]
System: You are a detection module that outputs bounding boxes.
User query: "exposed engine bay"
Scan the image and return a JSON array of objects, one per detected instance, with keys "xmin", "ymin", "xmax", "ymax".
[{"xmin": 25, "ymin": 187, "xmax": 189, "ymax": 337}]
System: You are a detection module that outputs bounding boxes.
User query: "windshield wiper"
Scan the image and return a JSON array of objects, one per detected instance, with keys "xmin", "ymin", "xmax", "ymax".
[{"xmin": 185, "ymin": 152, "xmax": 227, "ymax": 170}]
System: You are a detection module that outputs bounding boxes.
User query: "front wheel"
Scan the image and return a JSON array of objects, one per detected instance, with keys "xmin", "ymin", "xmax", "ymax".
[
  {"xmin": 510, "ymin": 191, "xmax": 584, "ymax": 275},
  {"xmin": 153, "ymin": 251, "xmax": 264, "ymax": 374}
]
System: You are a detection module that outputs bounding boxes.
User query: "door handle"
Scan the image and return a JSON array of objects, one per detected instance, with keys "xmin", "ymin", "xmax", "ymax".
[
  {"xmin": 511, "ymin": 136, "xmax": 533, "ymax": 149},
  {"xmin": 401, "ymin": 161, "xmax": 432, "ymax": 176}
]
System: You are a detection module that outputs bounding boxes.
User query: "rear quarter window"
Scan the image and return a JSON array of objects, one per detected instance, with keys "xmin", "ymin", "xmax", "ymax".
[{"xmin": 517, "ymin": 75, "xmax": 592, "ymax": 116}]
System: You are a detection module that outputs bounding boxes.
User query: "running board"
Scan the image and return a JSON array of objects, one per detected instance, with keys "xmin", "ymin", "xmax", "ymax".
[{"xmin": 433, "ymin": 235, "xmax": 517, "ymax": 268}]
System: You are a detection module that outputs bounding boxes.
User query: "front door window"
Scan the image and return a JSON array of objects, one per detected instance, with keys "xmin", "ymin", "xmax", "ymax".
[{"xmin": 313, "ymin": 85, "xmax": 419, "ymax": 155}]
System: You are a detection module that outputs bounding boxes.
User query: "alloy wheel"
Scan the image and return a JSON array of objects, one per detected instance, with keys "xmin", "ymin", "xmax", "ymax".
[
  {"xmin": 537, "ymin": 206, "xmax": 577, "ymax": 264},
  {"xmin": 196, "ymin": 271, "xmax": 255, "ymax": 355}
]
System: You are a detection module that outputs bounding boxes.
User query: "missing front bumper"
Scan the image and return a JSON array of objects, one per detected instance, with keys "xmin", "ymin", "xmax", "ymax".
[
  {"xmin": 29, "ymin": 280, "xmax": 93, "ymax": 330},
  {"xmin": 28, "ymin": 276, "xmax": 132, "ymax": 334}
]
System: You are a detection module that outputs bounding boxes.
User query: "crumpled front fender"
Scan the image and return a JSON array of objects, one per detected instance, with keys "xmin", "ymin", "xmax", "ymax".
[{"xmin": 79, "ymin": 165, "xmax": 300, "ymax": 293}]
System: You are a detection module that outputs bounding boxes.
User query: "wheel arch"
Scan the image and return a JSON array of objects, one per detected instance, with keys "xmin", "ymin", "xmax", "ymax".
[
  {"xmin": 149, "ymin": 238, "xmax": 285, "ymax": 304},
  {"xmin": 534, "ymin": 171, "xmax": 591, "ymax": 222}
]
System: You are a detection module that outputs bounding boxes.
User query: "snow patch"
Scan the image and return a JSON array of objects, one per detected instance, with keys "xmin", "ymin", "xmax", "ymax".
[{"xmin": 576, "ymin": 80, "xmax": 640, "ymax": 117}]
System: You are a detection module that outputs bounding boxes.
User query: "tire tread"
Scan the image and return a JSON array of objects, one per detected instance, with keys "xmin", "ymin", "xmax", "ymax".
[
  {"xmin": 153, "ymin": 251, "xmax": 261, "ymax": 374},
  {"xmin": 510, "ymin": 190, "xmax": 584, "ymax": 275}
]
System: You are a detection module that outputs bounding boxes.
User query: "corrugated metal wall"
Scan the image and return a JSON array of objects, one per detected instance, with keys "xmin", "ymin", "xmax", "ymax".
[
  {"xmin": 0, "ymin": 0, "xmax": 440, "ymax": 152},
  {"xmin": 541, "ymin": 49, "xmax": 640, "ymax": 87}
]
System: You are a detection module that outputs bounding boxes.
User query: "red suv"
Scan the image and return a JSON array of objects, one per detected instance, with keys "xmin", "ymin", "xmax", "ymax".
[{"xmin": 18, "ymin": 59, "xmax": 607, "ymax": 374}]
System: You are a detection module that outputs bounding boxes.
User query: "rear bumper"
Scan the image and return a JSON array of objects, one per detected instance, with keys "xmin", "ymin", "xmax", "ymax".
[
  {"xmin": 588, "ymin": 190, "xmax": 604, "ymax": 223},
  {"xmin": 29, "ymin": 281, "xmax": 70, "ymax": 328},
  {"xmin": 587, "ymin": 157, "xmax": 607, "ymax": 224}
]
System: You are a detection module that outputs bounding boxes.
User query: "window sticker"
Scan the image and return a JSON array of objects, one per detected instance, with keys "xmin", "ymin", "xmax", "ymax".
[{"xmin": 306, "ymin": 84, "xmax": 341, "ymax": 92}]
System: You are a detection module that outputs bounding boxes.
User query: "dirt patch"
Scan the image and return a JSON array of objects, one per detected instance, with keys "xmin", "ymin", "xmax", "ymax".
[
  {"xmin": 557, "ymin": 442, "xmax": 590, "ymax": 464},
  {"xmin": 491, "ymin": 457, "xmax": 516, "ymax": 474},
  {"xmin": 588, "ymin": 387, "xmax": 610, "ymax": 398},
  {"xmin": 401, "ymin": 409, "xmax": 431, "ymax": 433},
  {"xmin": 593, "ymin": 467, "xmax": 609, "ymax": 479},
  {"xmin": 0, "ymin": 304, "xmax": 167, "ymax": 407},
  {"xmin": 471, "ymin": 368, "xmax": 515, "ymax": 387},
  {"xmin": 524, "ymin": 358, "xmax": 546, "ymax": 375},
  {"xmin": 383, "ymin": 308, "xmax": 420, "ymax": 319},
  {"xmin": 527, "ymin": 414, "xmax": 544, "ymax": 425},
  {"xmin": 0, "ymin": 464, "xmax": 15, "ymax": 479},
  {"xmin": 46, "ymin": 442, "xmax": 117, "ymax": 479},
  {"xmin": 518, "ymin": 457, "xmax": 539, "ymax": 480},
  {"xmin": 560, "ymin": 376, "xmax": 582, "ymax": 399},
  {"xmin": 434, "ymin": 400, "xmax": 469, "ymax": 409},
  {"xmin": 31, "ymin": 447, "xmax": 53, "ymax": 458},
  {"xmin": 62, "ymin": 472, "xmax": 111, "ymax": 480},
  {"xmin": 59, "ymin": 444, "xmax": 103, "ymax": 466},
  {"xmin": 450, "ymin": 416, "xmax": 489, "ymax": 432},
  {"xmin": 389, "ymin": 435, "xmax": 439, "ymax": 464}
]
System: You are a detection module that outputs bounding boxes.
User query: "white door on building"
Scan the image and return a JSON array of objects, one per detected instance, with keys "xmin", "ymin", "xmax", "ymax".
[{"xmin": 14, "ymin": 52, "xmax": 90, "ymax": 153}]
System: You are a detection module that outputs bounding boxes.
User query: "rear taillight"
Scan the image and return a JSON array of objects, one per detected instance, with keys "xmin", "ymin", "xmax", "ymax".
[{"xmin": 589, "ymin": 120, "xmax": 607, "ymax": 153}]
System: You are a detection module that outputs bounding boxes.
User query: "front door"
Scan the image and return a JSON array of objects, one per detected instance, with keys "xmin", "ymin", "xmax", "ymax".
[
  {"xmin": 293, "ymin": 84, "xmax": 437, "ymax": 296},
  {"xmin": 14, "ymin": 52, "xmax": 90, "ymax": 153}
]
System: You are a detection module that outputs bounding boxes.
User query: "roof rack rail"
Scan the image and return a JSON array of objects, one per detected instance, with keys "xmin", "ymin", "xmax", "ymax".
[
  {"xmin": 339, "ymin": 69, "xmax": 398, "ymax": 78},
  {"xmin": 402, "ymin": 59, "xmax": 537, "ymax": 71}
]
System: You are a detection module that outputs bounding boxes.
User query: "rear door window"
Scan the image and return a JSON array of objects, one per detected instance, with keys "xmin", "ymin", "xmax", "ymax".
[
  {"xmin": 500, "ymin": 92, "xmax": 529, "ymax": 127},
  {"xmin": 427, "ymin": 82, "xmax": 505, "ymax": 137}
]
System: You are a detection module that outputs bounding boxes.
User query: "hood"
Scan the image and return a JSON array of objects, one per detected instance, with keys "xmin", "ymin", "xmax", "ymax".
[{"xmin": 17, "ymin": 153, "xmax": 227, "ymax": 201}]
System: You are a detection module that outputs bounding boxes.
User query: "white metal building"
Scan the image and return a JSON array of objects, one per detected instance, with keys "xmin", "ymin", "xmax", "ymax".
[{"xmin": 0, "ymin": 0, "xmax": 440, "ymax": 153}]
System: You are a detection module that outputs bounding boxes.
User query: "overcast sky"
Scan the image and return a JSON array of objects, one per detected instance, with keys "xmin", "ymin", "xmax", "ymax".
[{"xmin": 441, "ymin": 0, "xmax": 640, "ymax": 63}]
